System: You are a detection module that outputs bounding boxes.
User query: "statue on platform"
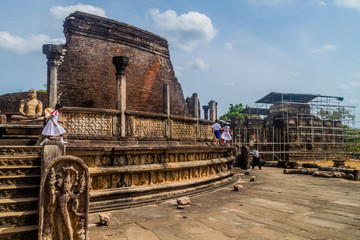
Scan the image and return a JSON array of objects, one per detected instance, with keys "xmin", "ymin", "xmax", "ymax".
[
  {"xmin": 0, "ymin": 110, "xmax": 6, "ymax": 124},
  {"xmin": 11, "ymin": 88, "xmax": 43, "ymax": 121}
]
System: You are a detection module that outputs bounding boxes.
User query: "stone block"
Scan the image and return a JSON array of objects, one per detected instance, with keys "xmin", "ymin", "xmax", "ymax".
[
  {"xmin": 177, "ymin": 196, "xmax": 190, "ymax": 205},
  {"xmin": 250, "ymin": 176, "xmax": 256, "ymax": 181},
  {"xmin": 234, "ymin": 185, "xmax": 243, "ymax": 191}
]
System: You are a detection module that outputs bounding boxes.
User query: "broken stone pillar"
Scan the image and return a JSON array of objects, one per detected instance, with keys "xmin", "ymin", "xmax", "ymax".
[
  {"xmin": 41, "ymin": 138, "xmax": 65, "ymax": 173},
  {"xmin": 202, "ymin": 105, "xmax": 209, "ymax": 120},
  {"xmin": 113, "ymin": 56, "xmax": 129, "ymax": 137},
  {"xmin": 209, "ymin": 100, "xmax": 217, "ymax": 121},
  {"xmin": 163, "ymin": 83, "xmax": 171, "ymax": 137},
  {"xmin": 43, "ymin": 44, "xmax": 65, "ymax": 108}
]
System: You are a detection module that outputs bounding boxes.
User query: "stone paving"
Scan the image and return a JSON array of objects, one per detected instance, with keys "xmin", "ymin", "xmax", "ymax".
[{"xmin": 88, "ymin": 167, "xmax": 360, "ymax": 239}]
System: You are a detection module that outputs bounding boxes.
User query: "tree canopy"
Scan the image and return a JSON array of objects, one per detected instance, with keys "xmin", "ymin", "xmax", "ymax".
[{"xmin": 219, "ymin": 103, "xmax": 247, "ymax": 121}]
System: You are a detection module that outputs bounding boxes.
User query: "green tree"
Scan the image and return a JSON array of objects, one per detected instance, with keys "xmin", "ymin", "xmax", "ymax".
[
  {"xmin": 37, "ymin": 84, "xmax": 47, "ymax": 93},
  {"xmin": 219, "ymin": 103, "xmax": 247, "ymax": 121},
  {"xmin": 318, "ymin": 107, "xmax": 354, "ymax": 121}
]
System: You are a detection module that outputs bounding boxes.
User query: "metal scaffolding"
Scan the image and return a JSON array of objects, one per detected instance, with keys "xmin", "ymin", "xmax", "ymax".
[{"xmin": 231, "ymin": 92, "xmax": 359, "ymax": 162}]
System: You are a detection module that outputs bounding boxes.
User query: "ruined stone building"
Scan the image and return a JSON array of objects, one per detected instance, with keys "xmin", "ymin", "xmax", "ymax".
[
  {"xmin": 0, "ymin": 12, "xmax": 234, "ymax": 239},
  {"xmin": 231, "ymin": 92, "xmax": 356, "ymax": 162}
]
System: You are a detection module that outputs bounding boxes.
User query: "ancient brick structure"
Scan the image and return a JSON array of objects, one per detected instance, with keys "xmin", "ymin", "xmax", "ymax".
[
  {"xmin": 232, "ymin": 92, "xmax": 350, "ymax": 162},
  {"xmin": 58, "ymin": 11, "xmax": 188, "ymax": 116}
]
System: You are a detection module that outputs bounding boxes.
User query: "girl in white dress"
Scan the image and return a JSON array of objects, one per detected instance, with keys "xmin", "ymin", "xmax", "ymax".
[
  {"xmin": 221, "ymin": 124, "xmax": 232, "ymax": 146},
  {"xmin": 40, "ymin": 103, "xmax": 67, "ymax": 145}
]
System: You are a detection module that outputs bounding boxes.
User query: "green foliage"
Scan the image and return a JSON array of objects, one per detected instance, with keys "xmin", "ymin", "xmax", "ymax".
[
  {"xmin": 343, "ymin": 126, "xmax": 360, "ymax": 159},
  {"xmin": 37, "ymin": 84, "xmax": 47, "ymax": 93},
  {"xmin": 219, "ymin": 103, "xmax": 247, "ymax": 121},
  {"xmin": 318, "ymin": 107, "xmax": 354, "ymax": 121}
]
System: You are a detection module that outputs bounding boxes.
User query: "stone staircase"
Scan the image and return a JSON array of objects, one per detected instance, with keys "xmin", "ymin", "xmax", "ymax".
[{"xmin": 0, "ymin": 146, "xmax": 41, "ymax": 240}]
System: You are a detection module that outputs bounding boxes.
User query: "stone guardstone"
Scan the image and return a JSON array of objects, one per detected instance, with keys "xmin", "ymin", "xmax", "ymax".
[
  {"xmin": 38, "ymin": 155, "xmax": 90, "ymax": 240},
  {"xmin": 234, "ymin": 185, "xmax": 243, "ymax": 191}
]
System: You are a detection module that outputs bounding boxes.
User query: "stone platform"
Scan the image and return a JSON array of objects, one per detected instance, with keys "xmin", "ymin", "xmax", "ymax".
[{"xmin": 88, "ymin": 167, "xmax": 360, "ymax": 240}]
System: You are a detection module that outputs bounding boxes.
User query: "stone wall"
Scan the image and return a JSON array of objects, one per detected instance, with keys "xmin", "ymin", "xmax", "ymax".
[{"xmin": 58, "ymin": 11, "xmax": 188, "ymax": 116}]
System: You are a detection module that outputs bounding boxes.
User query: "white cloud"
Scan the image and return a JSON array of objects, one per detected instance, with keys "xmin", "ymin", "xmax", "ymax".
[
  {"xmin": 187, "ymin": 58, "xmax": 210, "ymax": 72},
  {"xmin": 353, "ymin": 72, "xmax": 360, "ymax": 78},
  {"xmin": 349, "ymin": 99, "xmax": 360, "ymax": 104},
  {"xmin": 319, "ymin": 1, "xmax": 327, "ymax": 6},
  {"xmin": 291, "ymin": 72, "xmax": 300, "ymax": 77},
  {"xmin": 147, "ymin": 9, "xmax": 217, "ymax": 51},
  {"xmin": 349, "ymin": 81, "xmax": 360, "ymax": 87},
  {"xmin": 224, "ymin": 42, "xmax": 234, "ymax": 50},
  {"xmin": 335, "ymin": 0, "xmax": 360, "ymax": 11},
  {"xmin": 313, "ymin": 44, "xmax": 336, "ymax": 53},
  {"xmin": 0, "ymin": 31, "xmax": 65, "ymax": 55},
  {"xmin": 339, "ymin": 83, "xmax": 350, "ymax": 89},
  {"xmin": 246, "ymin": 0, "xmax": 294, "ymax": 7},
  {"xmin": 224, "ymin": 82, "xmax": 236, "ymax": 87},
  {"xmin": 50, "ymin": 3, "xmax": 106, "ymax": 20}
]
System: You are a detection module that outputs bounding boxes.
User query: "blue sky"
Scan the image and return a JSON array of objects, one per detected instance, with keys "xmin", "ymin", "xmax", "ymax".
[{"xmin": 1, "ymin": 0, "xmax": 360, "ymax": 125}]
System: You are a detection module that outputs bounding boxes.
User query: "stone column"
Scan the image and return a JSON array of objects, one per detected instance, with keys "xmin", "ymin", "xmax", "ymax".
[
  {"xmin": 209, "ymin": 101, "xmax": 217, "ymax": 121},
  {"xmin": 113, "ymin": 56, "xmax": 129, "ymax": 137},
  {"xmin": 203, "ymin": 105, "xmax": 209, "ymax": 120},
  {"xmin": 163, "ymin": 83, "xmax": 171, "ymax": 138},
  {"xmin": 163, "ymin": 83, "xmax": 170, "ymax": 115},
  {"xmin": 43, "ymin": 44, "xmax": 65, "ymax": 108},
  {"xmin": 192, "ymin": 93, "xmax": 199, "ymax": 118}
]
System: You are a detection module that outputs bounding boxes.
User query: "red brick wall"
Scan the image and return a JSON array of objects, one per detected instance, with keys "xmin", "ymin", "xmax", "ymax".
[{"xmin": 58, "ymin": 12, "xmax": 188, "ymax": 116}]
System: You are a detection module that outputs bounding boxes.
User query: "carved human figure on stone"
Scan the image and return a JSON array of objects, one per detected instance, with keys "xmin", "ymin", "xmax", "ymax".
[
  {"xmin": 46, "ymin": 166, "xmax": 86, "ymax": 240},
  {"xmin": 11, "ymin": 88, "xmax": 43, "ymax": 121}
]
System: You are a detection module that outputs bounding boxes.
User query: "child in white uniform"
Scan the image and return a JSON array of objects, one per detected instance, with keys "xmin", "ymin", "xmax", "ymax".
[
  {"xmin": 40, "ymin": 103, "xmax": 67, "ymax": 145},
  {"xmin": 221, "ymin": 124, "xmax": 232, "ymax": 146}
]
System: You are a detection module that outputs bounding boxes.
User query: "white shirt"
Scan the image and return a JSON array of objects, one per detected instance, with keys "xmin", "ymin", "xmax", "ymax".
[
  {"xmin": 253, "ymin": 149, "xmax": 260, "ymax": 158},
  {"xmin": 212, "ymin": 123, "xmax": 222, "ymax": 131}
]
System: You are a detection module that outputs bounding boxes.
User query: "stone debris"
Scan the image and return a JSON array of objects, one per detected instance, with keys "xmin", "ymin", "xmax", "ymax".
[
  {"xmin": 99, "ymin": 213, "xmax": 111, "ymax": 226},
  {"xmin": 233, "ymin": 185, "xmax": 243, "ymax": 191},
  {"xmin": 250, "ymin": 176, "xmax": 256, "ymax": 181},
  {"xmin": 177, "ymin": 196, "xmax": 190, "ymax": 206},
  {"xmin": 245, "ymin": 171, "xmax": 250, "ymax": 175}
]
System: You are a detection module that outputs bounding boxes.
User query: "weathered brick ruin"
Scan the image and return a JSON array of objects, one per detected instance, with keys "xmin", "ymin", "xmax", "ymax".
[
  {"xmin": 58, "ymin": 11, "xmax": 188, "ymax": 116},
  {"xmin": 232, "ymin": 92, "xmax": 350, "ymax": 162},
  {"xmin": 0, "ymin": 12, "xmax": 234, "ymax": 239}
]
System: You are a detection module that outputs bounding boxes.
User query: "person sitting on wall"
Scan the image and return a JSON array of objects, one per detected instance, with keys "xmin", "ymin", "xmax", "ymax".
[
  {"xmin": 212, "ymin": 119, "xmax": 222, "ymax": 146},
  {"xmin": 11, "ymin": 88, "xmax": 43, "ymax": 121},
  {"xmin": 252, "ymin": 146, "xmax": 261, "ymax": 170}
]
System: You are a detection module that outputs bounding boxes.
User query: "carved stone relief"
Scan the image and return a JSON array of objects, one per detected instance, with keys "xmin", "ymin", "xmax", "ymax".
[
  {"xmin": 171, "ymin": 121, "xmax": 196, "ymax": 139},
  {"xmin": 63, "ymin": 112, "xmax": 112, "ymax": 136},
  {"xmin": 132, "ymin": 117, "xmax": 165, "ymax": 138},
  {"xmin": 39, "ymin": 156, "xmax": 90, "ymax": 240}
]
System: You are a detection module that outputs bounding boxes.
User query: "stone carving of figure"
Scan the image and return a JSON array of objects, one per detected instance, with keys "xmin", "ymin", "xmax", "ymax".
[
  {"xmin": 11, "ymin": 88, "xmax": 43, "ymax": 121},
  {"xmin": 44, "ymin": 166, "xmax": 87, "ymax": 240}
]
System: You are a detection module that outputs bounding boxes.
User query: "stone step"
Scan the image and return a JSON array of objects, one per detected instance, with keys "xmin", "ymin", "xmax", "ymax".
[
  {"xmin": 0, "ymin": 146, "xmax": 41, "ymax": 156},
  {"xmin": 0, "ymin": 175, "xmax": 40, "ymax": 186},
  {"xmin": 0, "ymin": 210, "xmax": 38, "ymax": 228},
  {"xmin": 0, "ymin": 225, "xmax": 37, "ymax": 240},
  {"xmin": 0, "ymin": 166, "xmax": 41, "ymax": 177},
  {"xmin": 0, "ymin": 156, "xmax": 41, "ymax": 165},
  {"xmin": 0, "ymin": 197, "xmax": 38, "ymax": 213},
  {"xmin": 0, "ymin": 185, "xmax": 39, "ymax": 199}
]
